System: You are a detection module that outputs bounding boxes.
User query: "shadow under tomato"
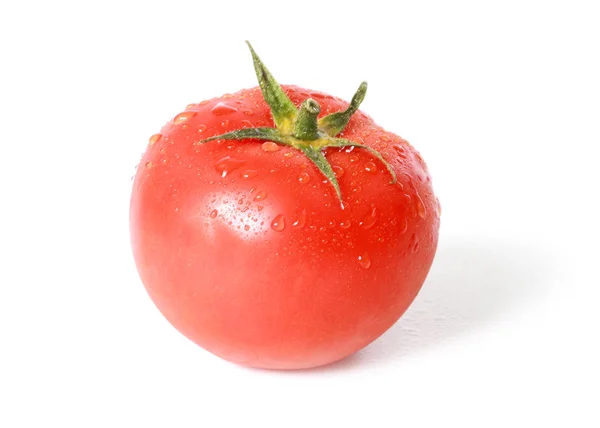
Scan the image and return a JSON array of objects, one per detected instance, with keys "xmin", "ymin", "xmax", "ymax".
[{"xmin": 305, "ymin": 237, "xmax": 553, "ymax": 373}]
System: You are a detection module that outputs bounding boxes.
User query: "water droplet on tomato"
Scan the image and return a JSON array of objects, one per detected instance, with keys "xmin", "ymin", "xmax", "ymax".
[
  {"xmin": 360, "ymin": 207, "xmax": 377, "ymax": 229},
  {"xmin": 211, "ymin": 102, "xmax": 238, "ymax": 116},
  {"xmin": 339, "ymin": 220, "xmax": 351, "ymax": 229},
  {"xmin": 398, "ymin": 217, "xmax": 408, "ymax": 234},
  {"xmin": 148, "ymin": 133, "xmax": 161, "ymax": 146},
  {"xmin": 357, "ymin": 253, "xmax": 371, "ymax": 269},
  {"xmin": 221, "ymin": 120, "xmax": 229, "ymax": 127},
  {"xmin": 174, "ymin": 111, "xmax": 196, "ymax": 123},
  {"xmin": 145, "ymin": 161, "xmax": 153, "ymax": 169},
  {"xmin": 271, "ymin": 214, "xmax": 286, "ymax": 232},
  {"xmin": 292, "ymin": 209, "xmax": 307, "ymax": 229},
  {"xmin": 332, "ymin": 165, "xmax": 345, "ymax": 178},
  {"xmin": 209, "ymin": 209, "xmax": 218, "ymax": 218},
  {"xmin": 415, "ymin": 192, "xmax": 427, "ymax": 219},
  {"xmin": 344, "ymin": 146, "xmax": 355, "ymax": 153},
  {"xmin": 199, "ymin": 100, "xmax": 209, "ymax": 106},
  {"xmin": 298, "ymin": 172, "xmax": 310, "ymax": 183},
  {"xmin": 241, "ymin": 169, "xmax": 259, "ymax": 179},
  {"xmin": 262, "ymin": 141, "xmax": 279, "ymax": 152},
  {"xmin": 254, "ymin": 190, "xmax": 267, "ymax": 201},
  {"xmin": 349, "ymin": 155, "xmax": 359, "ymax": 163},
  {"xmin": 364, "ymin": 162, "xmax": 377, "ymax": 173},
  {"xmin": 186, "ymin": 103, "xmax": 196, "ymax": 110},
  {"xmin": 436, "ymin": 197, "xmax": 442, "ymax": 216},
  {"xmin": 412, "ymin": 241, "xmax": 420, "ymax": 253},
  {"xmin": 393, "ymin": 145, "xmax": 408, "ymax": 159},
  {"xmin": 214, "ymin": 156, "xmax": 245, "ymax": 178},
  {"xmin": 244, "ymin": 224, "xmax": 250, "ymax": 231},
  {"xmin": 241, "ymin": 120, "xmax": 253, "ymax": 128},
  {"xmin": 197, "ymin": 124, "xmax": 207, "ymax": 133},
  {"xmin": 243, "ymin": 109, "xmax": 254, "ymax": 116}
]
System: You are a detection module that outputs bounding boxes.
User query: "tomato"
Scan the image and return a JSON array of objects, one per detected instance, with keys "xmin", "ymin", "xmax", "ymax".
[{"xmin": 130, "ymin": 42, "xmax": 440, "ymax": 369}]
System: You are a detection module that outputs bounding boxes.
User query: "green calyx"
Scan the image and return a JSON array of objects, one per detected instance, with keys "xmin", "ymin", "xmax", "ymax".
[{"xmin": 200, "ymin": 41, "xmax": 397, "ymax": 204}]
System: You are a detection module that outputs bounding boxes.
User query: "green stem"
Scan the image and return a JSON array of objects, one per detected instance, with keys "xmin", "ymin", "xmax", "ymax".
[
  {"xmin": 197, "ymin": 42, "xmax": 397, "ymax": 205},
  {"xmin": 293, "ymin": 99, "xmax": 321, "ymax": 140}
]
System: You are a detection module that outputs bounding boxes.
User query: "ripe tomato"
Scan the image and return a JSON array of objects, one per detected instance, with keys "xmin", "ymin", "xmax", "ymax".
[{"xmin": 130, "ymin": 42, "xmax": 440, "ymax": 369}]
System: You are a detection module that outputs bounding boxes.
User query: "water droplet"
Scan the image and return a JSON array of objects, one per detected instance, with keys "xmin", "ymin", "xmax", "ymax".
[
  {"xmin": 364, "ymin": 162, "xmax": 377, "ymax": 173},
  {"xmin": 415, "ymin": 192, "xmax": 427, "ymax": 219},
  {"xmin": 174, "ymin": 111, "xmax": 196, "ymax": 123},
  {"xmin": 327, "ymin": 220, "xmax": 336, "ymax": 228},
  {"xmin": 357, "ymin": 253, "xmax": 371, "ymax": 269},
  {"xmin": 381, "ymin": 135, "xmax": 391, "ymax": 142},
  {"xmin": 292, "ymin": 209, "xmax": 307, "ymax": 229},
  {"xmin": 349, "ymin": 155, "xmax": 359, "ymax": 163},
  {"xmin": 199, "ymin": 100, "xmax": 209, "ymax": 106},
  {"xmin": 262, "ymin": 141, "xmax": 279, "ymax": 152},
  {"xmin": 211, "ymin": 102, "xmax": 238, "ymax": 116},
  {"xmin": 412, "ymin": 241, "xmax": 420, "ymax": 253},
  {"xmin": 393, "ymin": 145, "xmax": 408, "ymax": 159},
  {"xmin": 360, "ymin": 207, "xmax": 377, "ymax": 229},
  {"xmin": 241, "ymin": 120, "xmax": 253, "ymax": 128},
  {"xmin": 221, "ymin": 120, "xmax": 229, "ymax": 127},
  {"xmin": 241, "ymin": 169, "xmax": 259, "ymax": 179},
  {"xmin": 398, "ymin": 217, "xmax": 408, "ymax": 234},
  {"xmin": 149, "ymin": 134, "xmax": 161, "ymax": 146},
  {"xmin": 436, "ymin": 197, "xmax": 442, "ymax": 216},
  {"xmin": 209, "ymin": 209, "xmax": 218, "ymax": 218},
  {"xmin": 253, "ymin": 190, "xmax": 267, "ymax": 201},
  {"xmin": 344, "ymin": 146, "xmax": 355, "ymax": 153},
  {"xmin": 214, "ymin": 156, "xmax": 245, "ymax": 177},
  {"xmin": 197, "ymin": 124, "xmax": 207, "ymax": 133},
  {"xmin": 339, "ymin": 220, "xmax": 351, "ymax": 229},
  {"xmin": 243, "ymin": 110, "xmax": 254, "ymax": 116},
  {"xmin": 283, "ymin": 152, "xmax": 293, "ymax": 158},
  {"xmin": 332, "ymin": 165, "xmax": 344, "ymax": 178},
  {"xmin": 145, "ymin": 161, "xmax": 153, "ymax": 169},
  {"xmin": 298, "ymin": 172, "xmax": 310, "ymax": 183},
  {"xmin": 271, "ymin": 214, "xmax": 286, "ymax": 232},
  {"xmin": 244, "ymin": 224, "xmax": 250, "ymax": 231},
  {"xmin": 403, "ymin": 194, "xmax": 413, "ymax": 217}
]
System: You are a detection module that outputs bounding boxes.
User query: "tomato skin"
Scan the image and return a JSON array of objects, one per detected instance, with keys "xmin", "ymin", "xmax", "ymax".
[{"xmin": 130, "ymin": 85, "xmax": 440, "ymax": 369}]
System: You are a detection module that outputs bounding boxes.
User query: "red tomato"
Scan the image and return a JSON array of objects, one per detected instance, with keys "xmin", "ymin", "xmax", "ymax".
[{"xmin": 130, "ymin": 43, "xmax": 440, "ymax": 369}]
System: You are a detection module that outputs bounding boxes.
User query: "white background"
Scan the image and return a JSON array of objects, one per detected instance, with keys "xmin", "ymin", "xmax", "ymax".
[{"xmin": 1, "ymin": 0, "xmax": 599, "ymax": 426}]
